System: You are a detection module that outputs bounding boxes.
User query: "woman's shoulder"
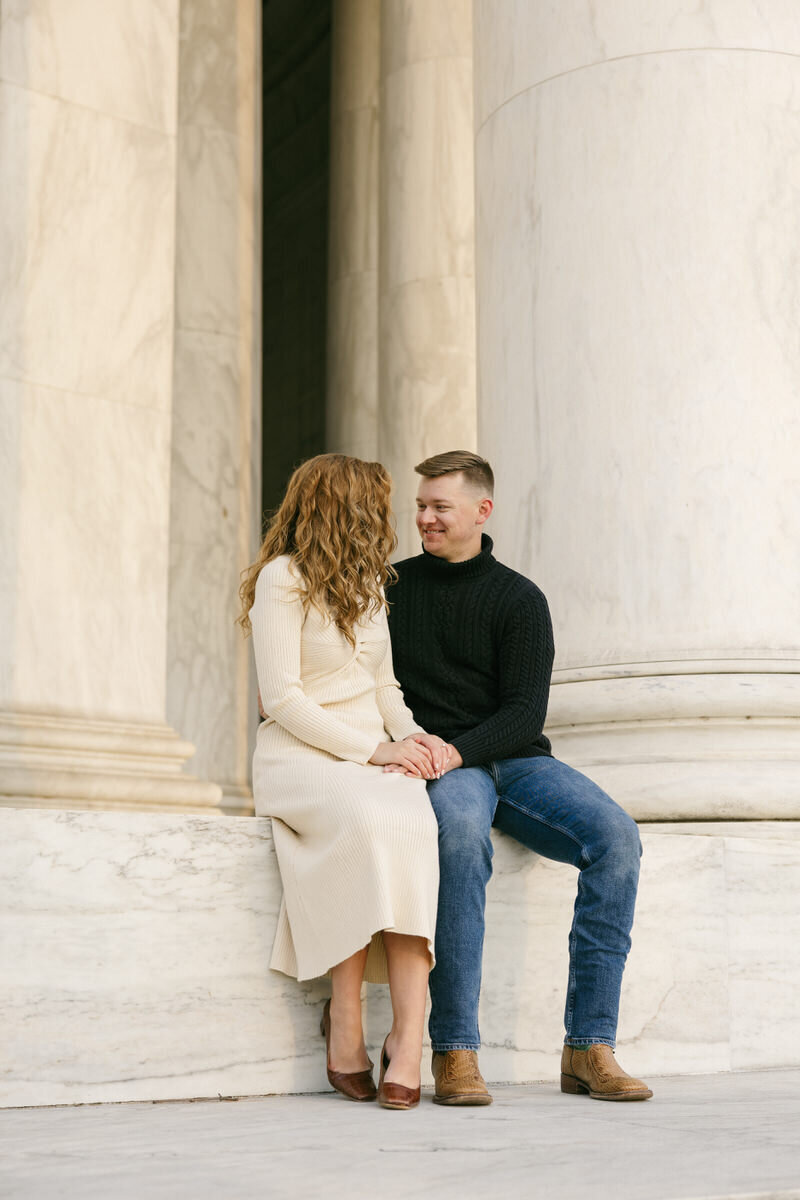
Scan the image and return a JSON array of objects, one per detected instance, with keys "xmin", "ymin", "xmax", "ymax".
[{"xmin": 253, "ymin": 555, "xmax": 303, "ymax": 600}]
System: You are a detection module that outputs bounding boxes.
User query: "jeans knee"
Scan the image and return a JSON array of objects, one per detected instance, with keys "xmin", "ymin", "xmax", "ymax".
[
  {"xmin": 435, "ymin": 805, "xmax": 493, "ymax": 870},
  {"xmin": 608, "ymin": 812, "xmax": 642, "ymax": 879},
  {"xmin": 589, "ymin": 808, "xmax": 641, "ymax": 874}
]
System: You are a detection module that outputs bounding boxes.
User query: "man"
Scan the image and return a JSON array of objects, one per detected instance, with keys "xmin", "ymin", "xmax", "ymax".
[{"xmin": 386, "ymin": 450, "xmax": 651, "ymax": 1105}]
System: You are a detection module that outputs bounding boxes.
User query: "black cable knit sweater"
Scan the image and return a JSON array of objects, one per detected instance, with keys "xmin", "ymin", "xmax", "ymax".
[{"xmin": 387, "ymin": 535, "xmax": 554, "ymax": 768}]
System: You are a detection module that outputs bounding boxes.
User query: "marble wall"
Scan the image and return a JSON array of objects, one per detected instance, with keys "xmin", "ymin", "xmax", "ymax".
[
  {"xmin": 167, "ymin": 0, "xmax": 261, "ymax": 814},
  {"xmin": 4, "ymin": 808, "xmax": 799, "ymax": 1106},
  {"xmin": 0, "ymin": 1, "xmax": 218, "ymax": 810},
  {"xmin": 473, "ymin": 0, "xmax": 800, "ymax": 817}
]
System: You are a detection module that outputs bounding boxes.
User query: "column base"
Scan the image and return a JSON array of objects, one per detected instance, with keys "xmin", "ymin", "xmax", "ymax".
[
  {"xmin": 219, "ymin": 784, "xmax": 255, "ymax": 817},
  {"xmin": 0, "ymin": 710, "xmax": 223, "ymax": 813},
  {"xmin": 547, "ymin": 669, "xmax": 800, "ymax": 820}
]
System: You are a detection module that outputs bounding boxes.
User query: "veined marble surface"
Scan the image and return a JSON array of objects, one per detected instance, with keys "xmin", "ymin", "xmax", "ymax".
[
  {"xmin": 3, "ymin": 809, "xmax": 800, "ymax": 1107},
  {"xmin": 2, "ymin": 381, "xmax": 171, "ymax": 719},
  {"xmin": 166, "ymin": 0, "xmax": 260, "ymax": 811},
  {"xmin": 0, "ymin": 83, "xmax": 176, "ymax": 411},
  {"xmin": 378, "ymin": 0, "xmax": 477, "ymax": 560},
  {"xmin": 476, "ymin": 46, "xmax": 800, "ymax": 662},
  {"xmin": 0, "ymin": 0, "xmax": 178, "ymax": 132},
  {"xmin": 326, "ymin": 0, "xmax": 380, "ymax": 461},
  {"xmin": 473, "ymin": 10, "xmax": 800, "ymax": 821},
  {"xmin": 0, "ymin": 2, "xmax": 218, "ymax": 810},
  {"xmin": 473, "ymin": 0, "xmax": 800, "ymax": 129}
]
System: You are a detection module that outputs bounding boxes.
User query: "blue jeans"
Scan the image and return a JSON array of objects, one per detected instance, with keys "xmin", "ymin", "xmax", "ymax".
[{"xmin": 426, "ymin": 756, "xmax": 642, "ymax": 1051}]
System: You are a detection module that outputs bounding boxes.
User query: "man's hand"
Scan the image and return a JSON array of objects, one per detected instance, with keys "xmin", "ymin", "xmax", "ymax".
[{"xmin": 439, "ymin": 745, "xmax": 462, "ymax": 774}]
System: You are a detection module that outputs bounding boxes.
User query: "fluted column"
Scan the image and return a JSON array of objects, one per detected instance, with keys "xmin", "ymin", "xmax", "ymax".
[
  {"xmin": 0, "ymin": 3, "xmax": 219, "ymax": 811},
  {"xmin": 378, "ymin": 0, "xmax": 477, "ymax": 555},
  {"xmin": 473, "ymin": 2, "xmax": 800, "ymax": 819},
  {"xmin": 166, "ymin": 0, "xmax": 261, "ymax": 815},
  {"xmin": 326, "ymin": 0, "xmax": 380, "ymax": 463}
]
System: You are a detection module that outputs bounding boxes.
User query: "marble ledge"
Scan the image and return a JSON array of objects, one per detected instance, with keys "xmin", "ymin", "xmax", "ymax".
[{"xmin": 2, "ymin": 810, "xmax": 800, "ymax": 1106}]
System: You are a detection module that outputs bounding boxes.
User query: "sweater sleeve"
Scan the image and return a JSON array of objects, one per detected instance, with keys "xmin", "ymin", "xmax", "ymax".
[
  {"xmin": 250, "ymin": 559, "xmax": 379, "ymax": 763},
  {"xmin": 373, "ymin": 605, "xmax": 426, "ymax": 742},
  {"xmin": 450, "ymin": 589, "xmax": 554, "ymax": 768}
]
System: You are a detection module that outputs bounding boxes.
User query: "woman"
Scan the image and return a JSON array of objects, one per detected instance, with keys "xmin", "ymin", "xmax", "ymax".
[{"xmin": 238, "ymin": 454, "xmax": 446, "ymax": 1109}]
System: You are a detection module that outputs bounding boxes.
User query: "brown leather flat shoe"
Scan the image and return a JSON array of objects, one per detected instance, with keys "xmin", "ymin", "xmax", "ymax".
[
  {"xmin": 561, "ymin": 1044, "xmax": 653, "ymax": 1101},
  {"xmin": 320, "ymin": 999, "xmax": 376, "ymax": 1102},
  {"xmin": 377, "ymin": 1037, "xmax": 420, "ymax": 1110}
]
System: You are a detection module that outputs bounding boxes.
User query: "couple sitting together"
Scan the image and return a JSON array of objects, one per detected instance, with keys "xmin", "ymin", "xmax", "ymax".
[{"xmin": 238, "ymin": 450, "xmax": 651, "ymax": 1110}]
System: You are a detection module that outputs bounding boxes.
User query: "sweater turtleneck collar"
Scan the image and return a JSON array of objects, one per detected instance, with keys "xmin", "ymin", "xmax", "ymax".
[{"xmin": 419, "ymin": 533, "xmax": 496, "ymax": 580}]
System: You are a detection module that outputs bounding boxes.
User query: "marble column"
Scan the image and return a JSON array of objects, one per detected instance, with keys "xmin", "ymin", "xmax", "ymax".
[
  {"xmin": 166, "ymin": 0, "xmax": 261, "ymax": 815},
  {"xmin": 473, "ymin": 2, "xmax": 800, "ymax": 819},
  {"xmin": 326, "ymin": 0, "xmax": 380, "ymax": 463},
  {"xmin": 0, "ymin": 2, "xmax": 219, "ymax": 811},
  {"xmin": 378, "ymin": 0, "xmax": 477, "ymax": 556}
]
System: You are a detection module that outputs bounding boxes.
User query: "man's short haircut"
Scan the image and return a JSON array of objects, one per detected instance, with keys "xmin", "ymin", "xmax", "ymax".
[{"xmin": 414, "ymin": 450, "xmax": 494, "ymax": 497}]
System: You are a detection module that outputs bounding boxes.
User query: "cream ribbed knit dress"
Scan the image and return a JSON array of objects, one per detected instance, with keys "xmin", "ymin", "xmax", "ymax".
[{"xmin": 250, "ymin": 555, "xmax": 439, "ymax": 983}]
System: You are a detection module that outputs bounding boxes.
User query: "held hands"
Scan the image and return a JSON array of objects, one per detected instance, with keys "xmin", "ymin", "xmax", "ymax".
[
  {"xmin": 375, "ymin": 735, "xmax": 462, "ymax": 779},
  {"xmin": 369, "ymin": 738, "xmax": 439, "ymax": 779},
  {"xmin": 259, "ymin": 685, "xmax": 462, "ymax": 779}
]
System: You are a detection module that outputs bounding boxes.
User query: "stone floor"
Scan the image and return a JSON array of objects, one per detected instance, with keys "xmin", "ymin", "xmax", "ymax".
[{"xmin": 2, "ymin": 1069, "xmax": 799, "ymax": 1200}]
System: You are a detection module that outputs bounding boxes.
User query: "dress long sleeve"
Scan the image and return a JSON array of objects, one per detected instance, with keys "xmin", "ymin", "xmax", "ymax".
[{"xmin": 250, "ymin": 558, "xmax": 380, "ymax": 763}]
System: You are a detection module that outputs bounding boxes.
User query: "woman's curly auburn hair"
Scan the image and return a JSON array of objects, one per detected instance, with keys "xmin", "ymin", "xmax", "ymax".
[{"xmin": 237, "ymin": 453, "xmax": 397, "ymax": 645}]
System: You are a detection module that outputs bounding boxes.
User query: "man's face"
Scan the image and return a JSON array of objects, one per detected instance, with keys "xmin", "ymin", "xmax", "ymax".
[{"xmin": 415, "ymin": 473, "xmax": 492, "ymax": 562}]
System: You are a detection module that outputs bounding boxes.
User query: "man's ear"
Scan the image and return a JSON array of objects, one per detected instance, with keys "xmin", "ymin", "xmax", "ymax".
[{"xmin": 476, "ymin": 497, "xmax": 494, "ymax": 526}]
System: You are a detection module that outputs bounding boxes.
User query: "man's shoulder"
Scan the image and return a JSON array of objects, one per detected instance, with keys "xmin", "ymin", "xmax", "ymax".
[{"xmin": 490, "ymin": 557, "xmax": 549, "ymax": 608}]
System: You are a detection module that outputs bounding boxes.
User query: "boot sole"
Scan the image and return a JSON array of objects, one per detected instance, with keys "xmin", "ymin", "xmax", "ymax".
[
  {"xmin": 561, "ymin": 1072, "xmax": 653, "ymax": 1101},
  {"xmin": 433, "ymin": 1092, "xmax": 493, "ymax": 1106}
]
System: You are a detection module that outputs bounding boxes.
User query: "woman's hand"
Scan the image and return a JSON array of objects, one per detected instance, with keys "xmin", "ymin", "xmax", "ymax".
[
  {"xmin": 379, "ymin": 734, "xmax": 452, "ymax": 779},
  {"xmin": 369, "ymin": 739, "xmax": 437, "ymax": 779},
  {"xmin": 405, "ymin": 733, "xmax": 450, "ymax": 776}
]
